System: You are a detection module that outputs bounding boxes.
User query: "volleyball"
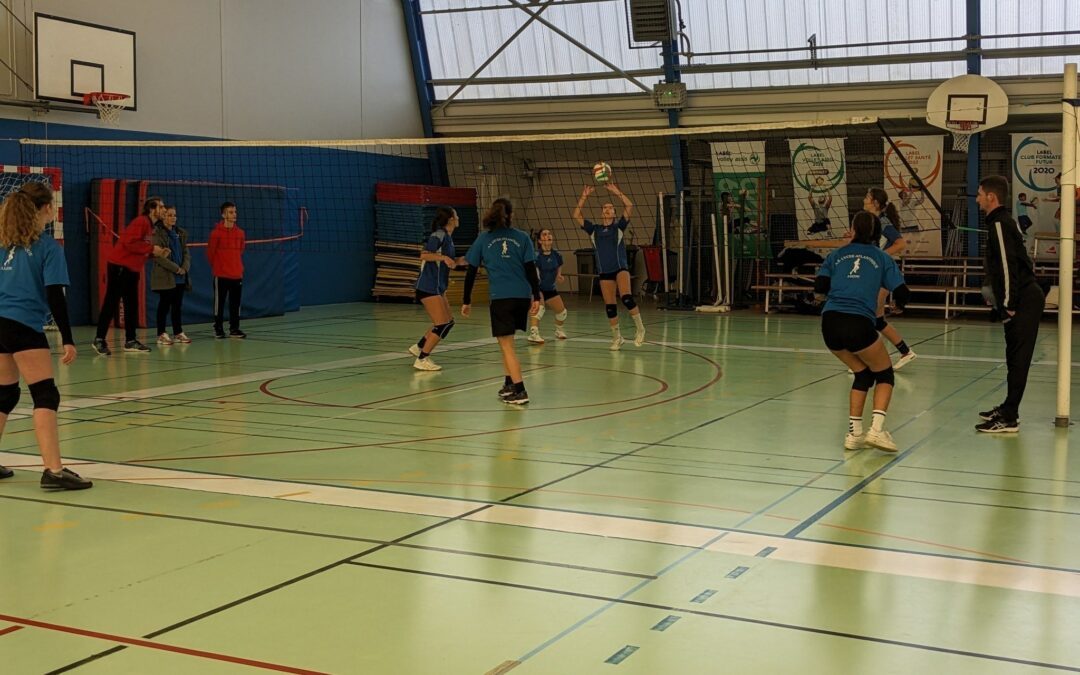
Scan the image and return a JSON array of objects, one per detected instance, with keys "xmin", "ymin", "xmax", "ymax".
[{"xmin": 592, "ymin": 162, "xmax": 612, "ymax": 184}]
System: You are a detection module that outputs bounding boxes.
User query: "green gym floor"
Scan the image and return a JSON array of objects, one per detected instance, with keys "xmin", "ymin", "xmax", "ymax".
[{"xmin": 1, "ymin": 298, "xmax": 1077, "ymax": 674}]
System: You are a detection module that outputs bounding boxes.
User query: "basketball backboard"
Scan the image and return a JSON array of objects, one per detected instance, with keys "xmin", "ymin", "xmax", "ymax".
[
  {"xmin": 34, "ymin": 14, "xmax": 136, "ymax": 110},
  {"xmin": 926, "ymin": 74, "xmax": 1008, "ymax": 134}
]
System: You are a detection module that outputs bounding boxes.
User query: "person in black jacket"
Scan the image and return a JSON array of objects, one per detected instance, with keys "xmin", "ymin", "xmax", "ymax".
[{"xmin": 976, "ymin": 175, "xmax": 1045, "ymax": 433}]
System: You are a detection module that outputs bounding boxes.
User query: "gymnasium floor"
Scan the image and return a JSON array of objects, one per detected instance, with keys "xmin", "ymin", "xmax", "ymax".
[{"xmin": 1, "ymin": 298, "xmax": 1077, "ymax": 674}]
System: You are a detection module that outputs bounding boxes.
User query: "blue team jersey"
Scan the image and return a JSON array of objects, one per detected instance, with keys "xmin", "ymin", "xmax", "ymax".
[
  {"xmin": 416, "ymin": 229, "xmax": 455, "ymax": 295},
  {"xmin": 583, "ymin": 217, "xmax": 629, "ymax": 273},
  {"xmin": 819, "ymin": 242, "xmax": 904, "ymax": 321},
  {"xmin": 0, "ymin": 235, "xmax": 69, "ymax": 331},
  {"xmin": 465, "ymin": 227, "xmax": 536, "ymax": 300},
  {"xmin": 879, "ymin": 214, "xmax": 902, "ymax": 250},
  {"xmin": 536, "ymin": 249, "xmax": 563, "ymax": 291}
]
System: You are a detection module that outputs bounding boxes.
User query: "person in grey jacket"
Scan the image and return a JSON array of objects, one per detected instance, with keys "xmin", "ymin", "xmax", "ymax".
[{"xmin": 151, "ymin": 205, "xmax": 192, "ymax": 345}]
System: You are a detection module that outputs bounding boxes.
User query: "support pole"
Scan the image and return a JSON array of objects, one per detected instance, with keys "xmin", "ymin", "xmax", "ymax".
[
  {"xmin": 1056, "ymin": 62, "xmax": 1077, "ymax": 427},
  {"xmin": 965, "ymin": 0, "xmax": 982, "ymax": 257}
]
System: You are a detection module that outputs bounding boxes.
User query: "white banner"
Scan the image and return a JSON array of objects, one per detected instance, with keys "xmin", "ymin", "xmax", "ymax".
[
  {"xmin": 883, "ymin": 135, "xmax": 944, "ymax": 256},
  {"xmin": 790, "ymin": 138, "xmax": 847, "ymax": 240},
  {"xmin": 1011, "ymin": 133, "xmax": 1062, "ymax": 259}
]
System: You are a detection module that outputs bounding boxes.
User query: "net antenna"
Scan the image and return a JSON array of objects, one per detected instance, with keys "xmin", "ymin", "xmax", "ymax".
[
  {"xmin": 82, "ymin": 92, "xmax": 131, "ymax": 125},
  {"xmin": 926, "ymin": 74, "xmax": 1009, "ymax": 153}
]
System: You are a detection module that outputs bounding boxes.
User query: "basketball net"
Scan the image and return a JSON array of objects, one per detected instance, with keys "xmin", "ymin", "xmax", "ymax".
[
  {"xmin": 85, "ymin": 93, "xmax": 131, "ymax": 125},
  {"xmin": 947, "ymin": 121, "xmax": 978, "ymax": 152}
]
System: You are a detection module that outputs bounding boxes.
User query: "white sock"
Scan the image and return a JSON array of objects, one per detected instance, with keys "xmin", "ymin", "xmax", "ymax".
[
  {"xmin": 611, "ymin": 325, "xmax": 621, "ymax": 338},
  {"xmin": 849, "ymin": 416, "xmax": 863, "ymax": 435},
  {"xmin": 871, "ymin": 410, "xmax": 886, "ymax": 432},
  {"xmin": 632, "ymin": 313, "xmax": 645, "ymax": 331}
]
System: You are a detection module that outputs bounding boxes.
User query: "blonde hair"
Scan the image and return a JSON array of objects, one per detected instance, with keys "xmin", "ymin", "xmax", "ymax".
[{"xmin": 0, "ymin": 182, "xmax": 52, "ymax": 249}]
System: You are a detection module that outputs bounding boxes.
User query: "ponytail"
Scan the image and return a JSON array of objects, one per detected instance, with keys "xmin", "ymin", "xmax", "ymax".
[
  {"xmin": 431, "ymin": 206, "xmax": 456, "ymax": 232},
  {"xmin": 483, "ymin": 197, "xmax": 513, "ymax": 231},
  {"xmin": 883, "ymin": 201, "xmax": 902, "ymax": 229}
]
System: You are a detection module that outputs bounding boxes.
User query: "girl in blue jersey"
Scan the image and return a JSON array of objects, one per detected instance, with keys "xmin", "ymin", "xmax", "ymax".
[
  {"xmin": 462, "ymin": 198, "xmax": 541, "ymax": 405},
  {"xmin": 527, "ymin": 228, "xmax": 568, "ymax": 344},
  {"xmin": 864, "ymin": 188, "xmax": 916, "ymax": 370},
  {"xmin": 573, "ymin": 182, "xmax": 644, "ymax": 350},
  {"xmin": 0, "ymin": 183, "xmax": 91, "ymax": 490},
  {"xmin": 816, "ymin": 210, "xmax": 911, "ymax": 453},
  {"xmin": 410, "ymin": 207, "xmax": 465, "ymax": 371}
]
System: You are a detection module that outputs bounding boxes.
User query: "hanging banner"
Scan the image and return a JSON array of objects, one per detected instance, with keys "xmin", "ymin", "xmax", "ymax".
[
  {"xmin": 883, "ymin": 135, "xmax": 944, "ymax": 256},
  {"xmin": 1011, "ymin": 133, "xmax": 1062, "ymax": 259},
  {"xmin": 711, "ymin": 141, "xmax": 767, "ymax": 255},
  {"xmin": 790, "ymin": 138, "xmax": 847, "ymax": 240}
]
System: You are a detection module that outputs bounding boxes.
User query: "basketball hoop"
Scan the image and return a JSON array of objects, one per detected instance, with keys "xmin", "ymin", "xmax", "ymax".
[
  {"xmin": 82, "ymin": 92, "xmax": 131, "ymax": 125},
  {"xmin": 946, "ymin": 120, "xmax": 979, "ymax": 152}
]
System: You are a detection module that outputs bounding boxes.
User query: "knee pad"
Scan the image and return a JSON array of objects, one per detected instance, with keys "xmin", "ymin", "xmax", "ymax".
[
  {"xmin": 852, "ymin": 369, "xmax": 874, "ymax": 392},
  {"xmin": 875, "ymin": 316, "xmax": 888, "ymax": 332},
  {"xmin": 621, "ymin": 294, "xmax": 637, "ymax": 311},
  {"xmin": 0, "ymin": 382, "xmax": 19, "ymax": 414},
  {"xmin": 873, "ymin": 367, "xmax": 895, "ymax": 387},
  {"xmin": 28, "ymin": 378, "xmax": 60, "ymax": 411},
  {"xmin": 555, "ymin": 309, "xmax": 568, "ymax": 321},
  {"xmin": 432, "ymin": 320, "xmax": 455, "ymax": 339},
  {"xmin": 605, "ymin": 304, "xmax": 618, "ymax": 319},
  {"xmin": 534, "ymin": 304, "xmax": 546, "ymax": 321}
]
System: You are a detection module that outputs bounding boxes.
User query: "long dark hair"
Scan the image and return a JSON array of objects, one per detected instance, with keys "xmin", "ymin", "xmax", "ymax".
[
  {"xmin": 431, "ymin": 206, "xmax": 456, "ymax": 232},
  {"xmin": 142, "ymin": 196, "xmax": 163, "ymax": 216},
  {"xmin": 850, "ymin": 210, "xmax": 880, "ymax": 245},
  {"xmin": 483, "ymin": 198, "xmax": 513, "ymax": 231},
  {"xmin": 867, "ymin": 187, "xmax": 901, "ymax": 228}
]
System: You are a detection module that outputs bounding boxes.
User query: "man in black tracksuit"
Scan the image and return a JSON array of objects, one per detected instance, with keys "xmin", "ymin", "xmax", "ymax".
[{"xmin": 976, "ymin": 175, "xmax": 1045, "ymax": 433}]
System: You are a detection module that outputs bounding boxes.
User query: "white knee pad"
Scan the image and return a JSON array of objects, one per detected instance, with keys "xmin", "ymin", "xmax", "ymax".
[
  {"xmin": 555, "ymin": 309, "xmax": 567, "ymax": 321},
  {"xmin": 534, "ymin": 304, "xmax": 546, "ymax": 320}
]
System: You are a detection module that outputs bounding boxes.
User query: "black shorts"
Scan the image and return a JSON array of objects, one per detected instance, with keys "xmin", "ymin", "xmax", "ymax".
[
  {"xmin": 415, "ymin": 289, "xmax": 441, "ymax": 302},
  {"xmin": 489, "ymin": 298, "xmax": 531, "ymax": 337},
  {"xmin": 541, "ymin": 289, "xmax": 560, "ymax": 301},
  {"xmin": 598, "ymin": 269, "xmax": 629, "ymax": 282},
  {"xmin": 0, "ymin": 316, "xmax": 50, "ymax": 353},
  {"xmin": 821, "ymin": 311, "xmax": 879, "ymax": 353}
]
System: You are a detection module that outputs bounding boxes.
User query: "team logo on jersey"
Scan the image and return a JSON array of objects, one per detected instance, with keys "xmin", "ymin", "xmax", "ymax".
[
  {"xmin": 849, "ymin": 258, "xmax": 862, "ymax": 276},
  {"xmin": 501, "ymin": 241, "xmax": 509, "ymax": 256}
]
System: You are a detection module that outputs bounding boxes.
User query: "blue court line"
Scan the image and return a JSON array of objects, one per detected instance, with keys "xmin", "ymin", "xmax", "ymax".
[
  {"xmin": 604, "ymin": 645, "xmax": 638, "ymax": 665},
  {"xmin": 726, "ymin": 566, "xmax": 750, "ymax": 579},
  {"xmin": 690, "ymin": 589, "xmax": 717, "ymax": 603},
  {"xmin": 651, "ymin": 616, "xmax": 681, "ymax": 632}
]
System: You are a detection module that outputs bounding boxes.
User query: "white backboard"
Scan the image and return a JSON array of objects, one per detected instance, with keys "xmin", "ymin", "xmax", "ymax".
[{"xmin": 34, "ymin": 14, "xmax": 136, "ymax": 109}]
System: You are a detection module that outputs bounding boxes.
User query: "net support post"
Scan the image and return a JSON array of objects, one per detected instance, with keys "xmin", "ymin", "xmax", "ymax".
[
  {"xmin": 964, "ymin": 0, "xmax": 982, "ymax": 257},
  {"xmin": 1057, "ymin": 62, "xmax": 1078, "ymax": 427}
]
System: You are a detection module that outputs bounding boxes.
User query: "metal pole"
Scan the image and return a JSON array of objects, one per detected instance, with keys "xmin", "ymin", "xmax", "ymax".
[
  {"xmin": 965, "ymin": 0, "xmax": 982, "ymax": 257},
  {"xmin": 658, "ymin": 193, "xmax": 670, "ymax": 300},
  {"xmin": 1057, "ymin": 62, "xmax": 1077, "ymax": 427},
  {"xmin": 400, "ymin": 0, "xmax": 446, "ymax": 184}
]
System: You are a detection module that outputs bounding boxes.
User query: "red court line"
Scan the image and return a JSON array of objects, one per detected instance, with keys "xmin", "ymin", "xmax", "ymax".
[
  {"xmin": 0, "ymin": 625, "xmax": 23, "ymax": 637},
  {"xmin": 0, "ymin": 613, "xmax": 327, "ymax": 674}
]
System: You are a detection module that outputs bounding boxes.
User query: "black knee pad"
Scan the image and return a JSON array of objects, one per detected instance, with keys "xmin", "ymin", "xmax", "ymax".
[
  {"xmin": 621, "ymin": 294, "xmax": 637, "ymax": 311},
  {"xmin": 605, "ymin": 304, "xmax": 618, "ymax": 319},
  {"xmin": 0, "ymin": 382, "xmax": 19, "ymax": 414},
  {"xmin": 875, "ymin": 316, "xmax": 888, "ymax": 332},
  {"xmin": 28, "ymin": 378, "xmax": 60, "ymax": 411},
  {"xmin": 432, "ymin": 320, "xmax": 455, "ymax": 339},
  {"xmin": 852, "ymin": 368, "xmax": 874, "ymax": 392},
  {"xmin": 873, "ymin": 367, "xmax": 895, "ymax": 387}
]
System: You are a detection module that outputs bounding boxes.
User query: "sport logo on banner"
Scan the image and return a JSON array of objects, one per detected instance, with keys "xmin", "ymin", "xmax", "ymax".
[
  {"xmin": 1011, "ymin": 133, "xmax": 1062, "ymax": 259},
  {"xmin": 883, "ymin": 136, "xmax": 943, "ymax": 256},
  {"xmin": 710, "ymin": 141, "xmax": 765, "ymax": 232},
  {"xmin": 790, "ymin": 139, "xmax": 846, "ymax": 240}
]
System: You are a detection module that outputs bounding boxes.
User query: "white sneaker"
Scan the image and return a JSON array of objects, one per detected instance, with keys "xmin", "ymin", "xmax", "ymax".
[
  {"xmin": 174, "ymin": 332, "xmax": 192, "ymax": 344},
  {"xmin": 413, "ymin": 357, "xmax": 441, "ymax": 371},
  {"xmin": 527, "ymin": 328, "xmax": 545, "ymax": 344},
  {"xmin": 408, "ymin": 344, "xmax": 422, "ymax": 357},
  {"xmin": 894, "ymin": 351, "xmax": 917, "ymax": 370},
  {"xmin": 843, "ymin": 433, "xmax": 865, "ymax": 450},
  {"xmin": 157, "ymin": 333, "xmax": 173, "ymax": 345},
  {"xmin": 634, "ymin": 329, "xmax": 645, "ymax": 347},
  {"xmin": 865, "ymin": 428, "xmax": 898, "ymax": 452},
  {"xmin": 554, "ymin": 326, "xmax": 567, "ymax": 340},
  {"xmin": 609, "ymin": 336, "xmax": 625, "ymax": 351}
]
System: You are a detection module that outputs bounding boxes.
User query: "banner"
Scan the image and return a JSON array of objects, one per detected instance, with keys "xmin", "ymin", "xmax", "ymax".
[
  {"xmin": 710, "ymin": 141, "xmax": 765, "ymax": 232},
  {"xmin": 790, "ymin": 138, "xmax": 846, "ymax": 240},
  {"xmin": 1011, "ymin": 133, "xmax": 1062, "ymax": 259},
  {"xmin": 883, "ymin": 135, "xmax": 943, "ymax": 256}
]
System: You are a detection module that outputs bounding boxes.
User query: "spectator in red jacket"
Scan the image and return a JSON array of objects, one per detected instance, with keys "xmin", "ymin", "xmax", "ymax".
[
  {"xmin": 207, "ymin": 201, "xmax": 246, "ymax": 338},
  {"xmin": 92, "ymin": 197, "xmax": 169, "ymax": 355}
]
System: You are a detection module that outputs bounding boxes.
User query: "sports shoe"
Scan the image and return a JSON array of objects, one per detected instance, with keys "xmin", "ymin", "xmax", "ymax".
[
  {"xmin": 413, "ymin": 357, "xmax": 441, "ymax": 371},
  {"xmin": 843, "ymin": 433, "xmax": 865, "ymax": 450},
  {"xmin": 214, "ymin": 329, "xmax": 227, "ymax": 339},
  {"xmin": 91, "ymin": 338, "xmax": 111, "ymax": 356},
  {"xmin": 978, "ymin": 405, "xmax": 1004, "ymax": 421},
  {"xmin": 157, "ymin": 333, "xmax": 174, "ymax": 345},
  {"xmin": 503, "ymin": 389, "xmax": 529, "ymax": 405},
  {"xmin": 41, "ymin": 468, "xmax": 93, "ymax": 490},
  {"xmin": 408, "ymin": 344, "xmax": 422, "ymax": 357},
  {"xmin": 498, "ymin": 383, "xmax": 515, "ymax": 399},
  {"xmin": 123, "ymin": 340, "xmax": 151, "ymax": 353},
  {"xmin": 229, "ymin": 329, "xmax": 247, "ymax": 339},
  {"xmin": 894, "ymin": 351, "xmax": 917, "ymax": 370},
  {"xmin": 634, "ymin": 329, "xmax": 646, "ymax": 347},
  {"xmin": 0, "ymin": 465, "xmax": 12, "ymax": 479},
  {"xmin": 609, "ymin": 336, "xmax": 625, "ymax": 351},
  {"xmin": 865, "ymin": 428, "xmax": 898, "ymax": 452},
  {"xmin": 174, "ymin": 332, "xmax": 192, "ymax": 344},
  {"xmin": 554, "ymin": 326, "xmax": 568, "ymax": 340},
  {"xmin": 527, "ymin": 327, "xmax": 545, "ymax": 344},
  {"xmin": 976, "ymin": 418, "xmax": 1019, "ymax": 433}
]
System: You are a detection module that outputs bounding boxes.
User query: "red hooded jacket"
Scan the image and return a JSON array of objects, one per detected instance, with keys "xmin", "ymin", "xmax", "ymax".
[
  {"xmin": 107, "ymin": 215, "xmax": 155, "ymax": 271},
  {"xmin": 207, "ymin": 222, "xmax": 246, "ymax": 279}
]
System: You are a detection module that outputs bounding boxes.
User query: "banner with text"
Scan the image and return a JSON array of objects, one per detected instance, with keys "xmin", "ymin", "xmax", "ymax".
[
  {"xmin": 883, "ymin": 135, "xmax": 943, "ymax": 256},
  {"xmin": 790, "ymin": 138, "xmax": 847, "ymax": 240},
  {"xmin": 1011, "ymin": 133, "xmax": 1062, "ymax": 259},
  {"xmin": 710, "ymin": 141, "xmax": 766, "ymax": 234}
]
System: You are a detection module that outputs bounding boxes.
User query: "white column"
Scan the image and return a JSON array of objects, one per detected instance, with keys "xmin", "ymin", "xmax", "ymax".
[{"xmin": 1057, "ymin": 63, "xmax": 1078, "ymax": 427}]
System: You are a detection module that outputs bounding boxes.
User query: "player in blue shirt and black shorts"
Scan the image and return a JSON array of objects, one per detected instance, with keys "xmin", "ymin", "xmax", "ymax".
[
  {"xmin": 864, "ymin": 188, "xmax": 916, "ymax": 370},
  {"xmin": 0, "ymin": 183, "xmax": 91, "ymax": 490},
  {"xmin": 462, "ymin": 198, "xmax": 541, "ymax": 405},
  {"xmin": 526, "ymin": 228, "xmax": 568, "ymax": 344},
  {"xmin": 574, "ymin": 182, "xmax": 644, "ymax": 350},
  {"xmin": 410, "ymin": 207, "xmax": 466, "ymax": 372},
  {"xmin": 816, "ymin": 210, "xmax": 911, "ymax": 453}
]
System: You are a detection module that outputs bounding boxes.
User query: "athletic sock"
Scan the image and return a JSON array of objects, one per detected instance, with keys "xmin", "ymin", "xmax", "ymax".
[
  {"xmin": 871, "ymin": 410, "xmax": 887, "ymax": 432},
  {"xmin": 504, "ymin": 376, "xmax": 513, "ymax": 387},
  {"xmin": 513, "ymin": 381, "xmax": 525, "ymax": 393},
  {"xmin": 895, "ymin": 341, "xmax": 910, "ymax": 355},
  {"xmin": 611, "ymin": 325, "xmax": 622, "ymax": 338},
  {"xmin": 419, "ymin": 351, "xmax": 430, "ymax": 360},
  {"xmin": 632, "ymin": 313, "xmax": 645, "ymax": 331},
  {"xmin": 417, "ymin": 335, "xmax": 427, "ymax": 349},
  {"xmin": 849, "ymin": 416, "xmax": 863, "ymax": 436}
]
